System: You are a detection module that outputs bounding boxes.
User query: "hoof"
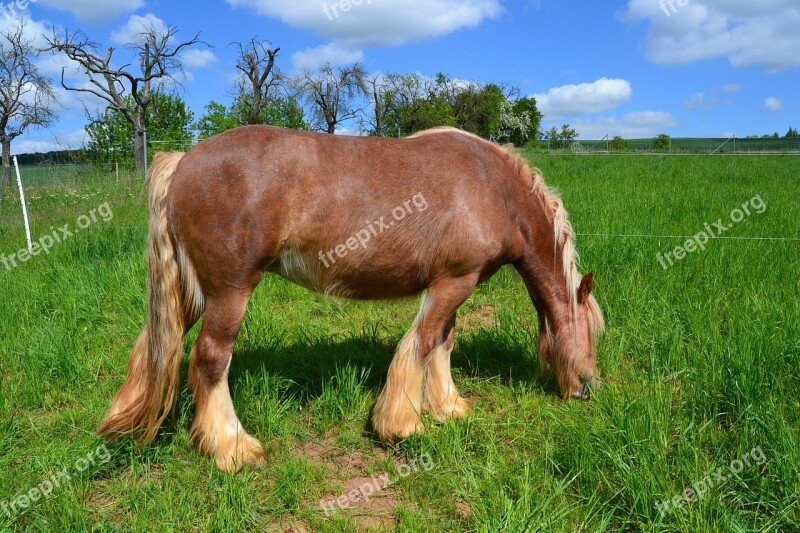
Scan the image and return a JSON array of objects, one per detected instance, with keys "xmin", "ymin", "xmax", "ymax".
[
  {"xmin": 372, "ymin": 409, "xmax": 424, "ymax": 444},
  {"xmin": 201, "ymin": 430, "xmax": 267, "ymax": 473}
]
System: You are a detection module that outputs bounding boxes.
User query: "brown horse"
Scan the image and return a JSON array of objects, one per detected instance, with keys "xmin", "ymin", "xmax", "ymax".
[{"xmin": 98, "ymin": 126, "xmax": 604, "ymax": 472}]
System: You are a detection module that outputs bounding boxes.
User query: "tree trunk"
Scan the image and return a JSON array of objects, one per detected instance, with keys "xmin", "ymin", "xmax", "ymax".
[
  {"xmin": 327, "ymin": 123, "xmax": 336, "ymax": 134},
  {"xmin": 2, "ymin": 138, "xmax": 11, "ymax": 189},
  {"xmin": 134, "ymin": 127, "xmax": 146, "ymax": 173}
]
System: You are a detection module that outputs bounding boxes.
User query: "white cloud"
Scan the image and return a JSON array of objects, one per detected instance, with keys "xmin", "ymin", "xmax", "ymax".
[
  {"xmin": 292, "ymin": 42, "xmax": 364, "ymax": 70},
  {"xmin": 181, "ymin": 49, "xmax": 218, "ymax": 69},
  {"xmin": 229, "ymin": 0, "xmax": 501, "ymax": 71},
  {"xmin": 38, "ymin": 0, "xmax": 144, "ymax": 25},
  {"xmin": 763, "ymin": 97, "xmax": 784, "ymax": 111},
  {"xmin": 568, "ymin": 111, "xmax": 679, "ymax": 139},
  {"xmin": 533, "ymin": 78, "xmax": 632, "ymax": 120},
  {"xmin": 228, "ymin": 0, "xmax": 502, "ymax": 47},
  {"xmin": 722, "ymin": 83, "xmax": 741, "ymax": 93},
  {"xmin": 621, "ymin": 0, "xmax": 800, "ymax": 70},
  {"xmin": 111, "ymin": 13, "xmax": 168, "ymax": 44}
]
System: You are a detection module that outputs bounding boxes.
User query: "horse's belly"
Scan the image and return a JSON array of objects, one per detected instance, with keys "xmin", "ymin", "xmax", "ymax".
[{"xmin": 267, "ymin": 249, "xmax": 425, "ymax": 300}]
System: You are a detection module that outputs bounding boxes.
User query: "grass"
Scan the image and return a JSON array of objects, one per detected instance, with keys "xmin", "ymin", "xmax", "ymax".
[{"xmin": 0, "ymin": 155, "xmax": 798, "ymax": 531}]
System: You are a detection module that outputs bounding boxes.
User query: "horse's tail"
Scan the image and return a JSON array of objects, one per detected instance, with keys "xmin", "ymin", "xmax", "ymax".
[{"xmin": 98, "ymin": 152, "xmax": 204, "ymax": 444}]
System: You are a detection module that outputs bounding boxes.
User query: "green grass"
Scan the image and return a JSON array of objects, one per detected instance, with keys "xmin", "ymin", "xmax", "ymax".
[{"xmin": 1, "ymin": 155, "xmax": 798, "ymax": 531}]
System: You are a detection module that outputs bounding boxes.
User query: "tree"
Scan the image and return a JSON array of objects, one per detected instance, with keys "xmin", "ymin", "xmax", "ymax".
[
  {"xmin": 785, "ymin": 127, "xmax": 799, "ymax": 138},
  {"xmin": 0, "ymin": 20, "xmax": 57, "ymax": 195},
  {"xmin": 498, "ymin": 99, "xmax": 528, "ymax": 145},
  {"xmin": 382, "ymin": 73, "xmax": 454, "ymax": 135},
  {"xmin": 193, "ymin": 96, "xmax": 307, "ymax": 140},
  {"xmin": 193, "ymin": 100, "xmax": 240, "ymax": 140},
  {"xmin": 654, "ymin": 133, "xmax": 671, "ymax": 151},
  {"xmin": 47, "ymin": 23, "xmax": 205, "ymax": 172},
  {"xmin": 512, "ymin": 97, "xmax": 543, "ymax": 143},
  {"xmin": 231, "ymin": 37, "xmax": 282, "ymax": 125},
  {"xmin": 547, "ymin": 124, "xmax": 579, "ymax": 149},
  {"xmin": 609, "ymin": 136, "xmax": 632, "ymax": 151},
  {"xmin": 363, "ymin": 73, "xmax": 395, "ymax": 137},
  {"xmin": 453, "ymin": 82, "xmax": 506, "ymax": 138},
  {"xmin": 86, "ymin": 92, "xmax": 194, "ymax": 164},
  {"xmin": 295, "ymin": 63, "xmax": 368, "ymax": 134},
  {"xmin": 259, "ymin": 96, "xmax": 306, "ymax": 129}
]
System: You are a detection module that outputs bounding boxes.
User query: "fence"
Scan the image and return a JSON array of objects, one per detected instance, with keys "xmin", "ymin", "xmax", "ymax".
[{"xmin": 559, "ymin": 136, "xmax": 800, "ymax": 154}]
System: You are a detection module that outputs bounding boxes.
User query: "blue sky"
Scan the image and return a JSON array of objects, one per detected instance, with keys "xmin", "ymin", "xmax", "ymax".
[{"xmin": 8, "ymin": 0, "xmax": 799, "ymax": 152}]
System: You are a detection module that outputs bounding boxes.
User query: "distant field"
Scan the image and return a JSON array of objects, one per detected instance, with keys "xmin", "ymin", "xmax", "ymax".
[{"xmin": 1, "ymin": 155, "xmax": 798, "ymax": 531}]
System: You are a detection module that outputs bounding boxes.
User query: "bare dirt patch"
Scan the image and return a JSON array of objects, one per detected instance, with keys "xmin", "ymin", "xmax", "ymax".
[{"xmin": 295, "ymin": 437, "xmax": 406, "ymax": 530}]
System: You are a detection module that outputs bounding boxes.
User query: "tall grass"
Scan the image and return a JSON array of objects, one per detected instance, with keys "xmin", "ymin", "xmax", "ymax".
[{"xmin": 0, "ymin": 156, "xmax": 797, "ymax": 531}]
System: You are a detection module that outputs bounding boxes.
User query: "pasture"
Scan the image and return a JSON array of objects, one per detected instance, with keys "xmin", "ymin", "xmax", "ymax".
[{"xmin": 0, "ymin": 154, "xmax": 798, "ymax": 531}]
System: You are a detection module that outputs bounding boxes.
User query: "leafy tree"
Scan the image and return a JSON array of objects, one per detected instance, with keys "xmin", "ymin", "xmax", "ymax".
[
  {"xmin": 193, "ymin": 101, "xmax": 239, "ymax": 140},
  {"xmin": 86, "ymin": 92, "xmax": 194, "ymax": 165},
  {"xmin": 547, "ymin": 124, "xmax": 579, "ymax": 149},
  {"xmin": 512, "ymin": 97, "xmax": 543, "ymax": 143},
  {"xmin": 785, "ymin": 127, "xmax": 799, "ymax": 138},
  {"xmin": 497, "ymin": 96, "xmax": 543, "ymax": 146},
  {"xmin": 609, "ymin": 136, "xmax": 632, "ymax": 151},
  {"xmin": 654, "ymin": 133, "xmax": 671, "ymax": 151},
  {"xmin": 451, "ymin": 82, "xmax": 505, "ymax": 137},
  {"xmin": 386, "ymin": 95, "xmax": 455, "ymax": 135},
  {"xmin": 260, "ymin": 96, "xmax": 306, "ymax": 129},
  {"xmin": 194, "ymin": 96, "xmax": 307, "ymax": 140}
]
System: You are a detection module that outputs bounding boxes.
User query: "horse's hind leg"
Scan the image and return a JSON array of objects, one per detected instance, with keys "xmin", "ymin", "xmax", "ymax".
[
  {"xmin": 372, "ymin": 273, "xmax": 478, "ymax": 443},
  {"xmin": 423, "ymin": 312, "xmax": 471, "ymax": 421},
  {"xmin": 189, "ymin": 289, "xmax": 264, "ymax": 472}
]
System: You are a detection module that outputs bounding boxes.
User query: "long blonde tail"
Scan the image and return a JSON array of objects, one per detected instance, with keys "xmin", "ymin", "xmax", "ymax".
[{"xmin": 98, "ymin": 152, "xmax": 204, "ymax": 444}]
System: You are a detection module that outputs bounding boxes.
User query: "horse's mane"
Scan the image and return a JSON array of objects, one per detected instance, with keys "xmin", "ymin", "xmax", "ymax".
[
  {"xmin": 409, "ymin": 127, "xmax": 604, "ymax": 340},
  {"xmin": 505, "ymin": 147, "xmax": 605, "ymax": 340}
]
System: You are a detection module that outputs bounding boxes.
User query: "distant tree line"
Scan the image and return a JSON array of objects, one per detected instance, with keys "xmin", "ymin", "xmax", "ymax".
[{"xmin": 745, "ymin": 127, "xmax": 799, "ymax": 139}]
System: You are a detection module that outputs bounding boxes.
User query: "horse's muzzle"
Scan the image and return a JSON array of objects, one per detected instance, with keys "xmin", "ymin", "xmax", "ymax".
[{"xmin": 571, "ymin": 377, "xmax": 600, "ymax": 399}]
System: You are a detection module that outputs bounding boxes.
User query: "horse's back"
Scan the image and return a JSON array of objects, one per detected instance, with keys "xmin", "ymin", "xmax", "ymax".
[{"xmin": 167, "ymin": 126, "xmax": 530, "ymax": 298}]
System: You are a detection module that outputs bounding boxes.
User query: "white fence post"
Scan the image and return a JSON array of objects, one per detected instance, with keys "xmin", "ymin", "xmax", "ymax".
[{"xmin": 13, "ymin": 155, "xmax": 32, "ymax": 254}]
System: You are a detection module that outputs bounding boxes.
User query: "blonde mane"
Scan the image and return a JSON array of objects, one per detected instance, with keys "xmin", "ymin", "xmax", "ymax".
[{"xmin": 499, "ymin": 143, "xmax": 605, "ymax": 341}]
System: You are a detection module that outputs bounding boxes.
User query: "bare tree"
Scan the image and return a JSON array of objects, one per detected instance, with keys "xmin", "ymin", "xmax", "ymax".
[
  {"xmin": 231, "ymin": 37, "xmax": 281, "ymax": 125},
  {"xmin": 0, "ymin": 20, "xmax": 57, "ymax": 195},
  {"xmin": 46, "ymin": 23, "xmax": 205, "ymax": 172},
  {"xmin": 361, "ymin": 73, "xmax": 395, "ymax": 137},
  {"xmin": 295, "ymin": 63, "xmax": 367, "ymax": 134}
]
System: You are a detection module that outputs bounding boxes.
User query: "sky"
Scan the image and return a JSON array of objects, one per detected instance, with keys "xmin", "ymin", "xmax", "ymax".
[{"xmin": 4, "ymin": 0, "xmax": 799, "ymax": 153}]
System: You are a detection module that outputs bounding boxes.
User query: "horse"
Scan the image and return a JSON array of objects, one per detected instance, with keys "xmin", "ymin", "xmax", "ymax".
[{"xmin": 98, "ymin": 125, "xmax": 605, "ymax": 472}]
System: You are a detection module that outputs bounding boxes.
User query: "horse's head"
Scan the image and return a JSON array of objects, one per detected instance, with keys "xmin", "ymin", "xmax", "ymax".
[{"xmin": 539, "ymin": 272, "xmax": 604, "ymax": 399}]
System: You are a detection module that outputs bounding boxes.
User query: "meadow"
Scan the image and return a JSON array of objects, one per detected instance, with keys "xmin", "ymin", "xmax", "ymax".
[{"xmin": 0, "ymin": 155, "xmax": 798, "ymax": 532}]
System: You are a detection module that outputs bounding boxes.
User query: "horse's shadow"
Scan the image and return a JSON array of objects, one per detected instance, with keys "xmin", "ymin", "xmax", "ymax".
[{"xmin": 195, "ymin": 326, "xmax": 560, "ymax": 407}]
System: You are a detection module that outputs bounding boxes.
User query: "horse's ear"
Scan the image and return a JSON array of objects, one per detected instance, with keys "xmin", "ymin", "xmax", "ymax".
[{"xmin": 578, "ymin": 272, "xmax": 594, "ymax": 304}]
